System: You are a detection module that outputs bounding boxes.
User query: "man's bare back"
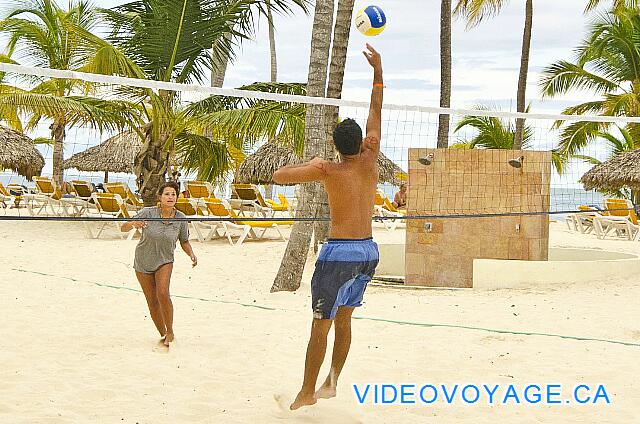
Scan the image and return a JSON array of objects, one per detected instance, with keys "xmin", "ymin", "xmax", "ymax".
[{"xmin": 314, "ymin": 136, "xmax": 379, "ymax": 239}]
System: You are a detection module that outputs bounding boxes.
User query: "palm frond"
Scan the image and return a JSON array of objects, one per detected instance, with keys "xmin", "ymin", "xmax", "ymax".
[
  {"xmin": 0, "ymin": 91, "xmax": 143, "ymax": 133},
  {"xmin": 555, "ymin": 120, "xmax": 608, "ymax": 158},
  {"xmin": 453, "ymin": 106, "xmax": 533, "ymax": 150},
  {"xmin": 539, "ymin": 60, "xmax": 620, "ymax": 97},
  {"xmin": 584, "ymin": 0, "xmax": 640, "ymax": 15},
  {"xmin": 572, "ymin": 154, "xmax": 602, "ymax": 165},
  {"xmin": 453, "ymin": 0, "xmax": 509, "ymax": 29},
  {"xmin": 174, "ymin": 131, "xmax": 233, "ymax": 183},
  {"xmin": 100, "ymin": 0, "xmax": 254, "ymax": 83}
]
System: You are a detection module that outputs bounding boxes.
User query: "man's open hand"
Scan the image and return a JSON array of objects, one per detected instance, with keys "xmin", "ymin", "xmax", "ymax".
[{"xmin": 363, "ymin": 43, "xmax": 381, "ymax": 70}]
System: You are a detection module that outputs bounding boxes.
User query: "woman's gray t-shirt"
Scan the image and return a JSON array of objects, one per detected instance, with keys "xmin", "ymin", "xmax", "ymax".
[{"xmin": 133, "ymin": 207, "xmax": 189, "ymax": 273}]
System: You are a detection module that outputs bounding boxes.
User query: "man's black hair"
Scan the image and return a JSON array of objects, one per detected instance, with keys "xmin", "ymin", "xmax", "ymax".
[{"xmin": 332, "ymin": 118, "xmax": 363, "ymax": 155}]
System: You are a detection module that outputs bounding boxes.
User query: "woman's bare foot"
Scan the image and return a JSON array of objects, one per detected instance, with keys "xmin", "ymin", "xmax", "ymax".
[
  {"xmin": 315, "ymin": 382, "xmax": 337, "ymax": 399},
  {"xmin": 163, "ymin": 332, "xmax": 174, "ymax": 347},
  {"xmin": 289, "ymin": 390, "xmax": 316, "ymax": 410}
]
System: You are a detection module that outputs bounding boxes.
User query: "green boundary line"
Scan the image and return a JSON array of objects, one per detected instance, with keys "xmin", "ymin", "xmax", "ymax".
[{"xmin": 10, "ymin": 268, "xmax": 640, "ymax": 348}]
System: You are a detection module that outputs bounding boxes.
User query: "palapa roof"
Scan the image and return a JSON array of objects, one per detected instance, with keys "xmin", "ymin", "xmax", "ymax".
[
  {"xmin": 63, "ymin": 131, "xmax": 141, "ymax": 173},
  {"xmin": 236, "ymin": 143, "xmax": 407, "ymax": 186},
  {"xmin": 0, "ymin": 125, "xmax": 45, "ymax": 179},
  {"xmin": 580, "ymin": 149, "xmax": 640, "ymax": 191}
]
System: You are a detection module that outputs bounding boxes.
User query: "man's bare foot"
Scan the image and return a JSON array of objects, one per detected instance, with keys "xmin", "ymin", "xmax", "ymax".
[
  {"xmin": 315, "ymin": 383, "xmax": 337, "ymax": 399},
  {"xmin": 163, "ymin": 332, "xmax": 174, "ymax": 347},
  {"xmin": 289, "ymin": 391, "xmax": 316, "ymax": 410}
]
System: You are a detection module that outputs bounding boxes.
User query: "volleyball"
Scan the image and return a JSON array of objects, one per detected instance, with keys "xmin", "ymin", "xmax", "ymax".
[{"xmin": 354, "ymin": 5, "xmax": 386, "ymax": 36}]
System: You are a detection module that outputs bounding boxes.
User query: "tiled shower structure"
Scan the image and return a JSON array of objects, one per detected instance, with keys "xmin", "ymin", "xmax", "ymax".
[{"xmin": 405, "ymin": 149, "xmax": 551, "ymax": 287}]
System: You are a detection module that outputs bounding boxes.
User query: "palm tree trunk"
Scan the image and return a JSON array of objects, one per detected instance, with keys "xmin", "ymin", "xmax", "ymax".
[
  {"xmin": 211, "ymin": 34, "xmax": 232, "ymax": 88},
  {"xmin": 134, "ymin": 122, "xmax": 170, "ymax": 206},
  {"xmin": 513, "ymin": 0, "xmax": 533, "ymax": 150},
  {"xmin": 314, "ymin": 0, "xmax": 356, "ymax": 247},
  {"xmin": 437, "ymin": 0, "xmax": 452, "ymax": 149},
  {"xmin": 271, "ymin": 0, "xmax": 335, "ymax": 293},
  {"xmin": 51, "ymin": 117, "xmax": 66, "ymax": 186},
  {"xmin": 267, "ymin": 0, "xmax": 278, "ymax": 83},
  {"xmin": 265, "ymin": 0, "xmax": 278, "ymax": 201}
]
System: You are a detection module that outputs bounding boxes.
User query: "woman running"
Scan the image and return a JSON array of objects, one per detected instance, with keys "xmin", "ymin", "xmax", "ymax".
[{"xmin": 121, "ymin": 181, "xmax": 197, "ymax": 346}]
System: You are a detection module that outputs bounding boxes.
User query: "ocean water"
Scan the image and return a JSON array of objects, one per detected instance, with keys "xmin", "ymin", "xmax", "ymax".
[{"xmin": 268, "ymin": 184, "xmax": 606, "ymax": 219}]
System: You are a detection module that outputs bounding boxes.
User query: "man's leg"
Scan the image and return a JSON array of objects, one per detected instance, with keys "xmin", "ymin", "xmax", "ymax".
[
  {"xmin": 135, "ymin": 271, "xmax": 166, "ymax": 338},
  {"xmin": 154, "ymin": 263, "xmax": 174, "ymax": 346},
  {"xmin": 316, "ymin": 306, "xmax": 355, "ymax": 399},
  {"xmin": 290, "ymin": 318, "xmax": 333, "ymax": 410}
]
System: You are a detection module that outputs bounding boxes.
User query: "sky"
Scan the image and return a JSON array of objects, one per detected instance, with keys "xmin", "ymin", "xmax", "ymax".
[{"xmin": 96, "ymin": 0, "xmax": 598, "ymax": 112}]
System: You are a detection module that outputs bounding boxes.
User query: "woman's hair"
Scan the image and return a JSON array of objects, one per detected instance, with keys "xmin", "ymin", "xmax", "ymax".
[{"xmin": 157, "ymin": 181, "xmax": 180, "ymax": 196}]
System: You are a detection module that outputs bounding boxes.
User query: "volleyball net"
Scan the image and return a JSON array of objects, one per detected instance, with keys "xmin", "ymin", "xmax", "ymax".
[{"xmin": 0, "ymin": 63, "xmax": 638, "ymax": 223}]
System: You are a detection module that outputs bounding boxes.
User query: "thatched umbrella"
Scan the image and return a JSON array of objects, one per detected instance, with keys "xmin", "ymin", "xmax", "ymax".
[
  {"xmin": 580, "ymin": 149, "xmax": 640, "ymax": 194},
  {"xmin": 63, "ymin": 131, "xmax": 140, "ymax": 182},
  {"xmin": 236, "ymin": 143, "xmax": 407, "ymax": 186},
  {"xmin": 0, "ymin": 125, "xmax": 45, "ymax": 179},
  {"xmin": 64, "ymin": 131, "xmax": 185, "ymax": 182}
]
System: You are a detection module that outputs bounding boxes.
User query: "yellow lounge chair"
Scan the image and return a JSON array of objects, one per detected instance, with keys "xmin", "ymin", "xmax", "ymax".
[
  {"xmin": 265, "ymin": 193, "xmax": 290, "ymax": 213},
  {"xmin": 567, "ymin": 205, "xmax": 604, "ymax": 234},
  {"xmin": 0, "ymin": 182, "xmax": 17, "ymax": 208},
  {"xmin": 174, "ymin": 197, "xmax": 206, "ymax": 242},
  {"xmin": 90, "ymin": 192, "xmax": 136, "ymax": 239},
  {"xmin": 605, "ymin": 198, "xmax": 638, "ymax": 224},
  {"xmin": 25, "ymin": 176, "xmax": 65, "ymax": 215},
  {"xmin": 70, "ymin": 180, "xmax": 94, "ymax": 201},
  {"xmin": 185, "ymin": 180, "xmax": 214, "ymax": 199},
  {"xmin": 374, "ymin": 190, "xmax": 405, "ymax": 231},
  {"xmin": 232, "ymin": 183, "xmax": 275, "ymax": 217},
  {"xmin": 203, "ymin": 197, "xmax": 291, "ymax": 245},
  {"xmin": 104, "ymin": 182, "xmax": 143, "ymax": 211},
  {"xmin": 598, "ymin": 199, "xmax": 639, "ymax": 240}
]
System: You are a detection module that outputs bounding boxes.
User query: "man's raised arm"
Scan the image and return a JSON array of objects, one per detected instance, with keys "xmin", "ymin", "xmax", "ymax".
[
  {"xmin": 273, "ymin": 157, "xmax": 327, "ymax": 185},
  {"xmin": 363, "ymin": 44, "xmax": 383, "ymax": 153}
]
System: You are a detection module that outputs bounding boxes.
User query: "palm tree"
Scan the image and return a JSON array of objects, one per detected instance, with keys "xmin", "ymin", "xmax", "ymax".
[
  {"xmin": 307, "ymin": 0, "xmax": 357, "ymax": 248},
  {"xmin": 437, "ymin": 0, "xmax": 452, "ymax": 149},
  {"xmin": 584, "ymin": 0, "xmax": 639, "ymax": 13},
  {"xmin": 210, "ymin": 0, "xmax": 309, "ymax": 88},
  {"xmin": 452, "ymin": 107, "xmax": 533, "ymax": 150},
  {"xmin": 0, "ymin": 54, "xmax": 23, "ymax": 131},
  {"xmin": 180, "ymin": 81, "xmax": 307, "ymax": 182},
  {"xmin": 575, "ymin": 125, "xmax": 638, "ymax": 199},
  {"xmin": 100, "ymin": 0, "xmax": 300, "ymax": 206},
  {"xmin": 0, "ymin": 0, "xmax": 144, "ymax": 185},
  {"xmin": 271, "ymin": 0, "xmax": 335, "ymax": 292},
  {"xmin": 449, "ymin": 106, "xmax": 580, "ymax": 173},
  {"xmin": 454, "ymin": 0, "xmax": 533, "ymax": 150},
  {"xmin": 540, "ymin": 9, "xmax": 640, "ymax": 171}
]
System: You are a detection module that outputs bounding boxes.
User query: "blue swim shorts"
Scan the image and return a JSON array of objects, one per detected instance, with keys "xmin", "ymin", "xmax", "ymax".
[{"xmin": 311, "ymin": 238, "xmax": 379, "ymax": 320}]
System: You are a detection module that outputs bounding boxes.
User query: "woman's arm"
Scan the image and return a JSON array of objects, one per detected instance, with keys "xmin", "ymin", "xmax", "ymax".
[
  {"xmin": 122, "ymin": 208, "xmax": 147, "ymax": 232},
  {"xmin": 121, "ymin": 221, "xmax": 145, "ymax": 232},
  {"xmin": 180, "ymin": 240, "xmax": 197, "ymax": 267}
]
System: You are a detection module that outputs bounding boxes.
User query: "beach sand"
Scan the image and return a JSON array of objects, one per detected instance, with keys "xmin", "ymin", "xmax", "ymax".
[{"xmin": 1, "ymin": 219, "xmax": 638, "ymax": 423}]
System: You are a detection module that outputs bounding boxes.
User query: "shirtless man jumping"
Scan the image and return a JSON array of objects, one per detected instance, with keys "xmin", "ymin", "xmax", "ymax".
[{"xmin": 273, "ymin": 44, "xmax": 383, "ymax": 410}]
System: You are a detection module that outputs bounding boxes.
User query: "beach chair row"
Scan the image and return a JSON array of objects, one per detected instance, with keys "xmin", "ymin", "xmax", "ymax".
[
  {"xmin": 1, "ymin": 177, "xmax": 295, "ymax": 245},
  {"xmin": 173, "ymin": 197, "xmax": 293, "ymax": 245},
  {"xmin": 185, "ymin": 181, "xmax": 291, "ymax": 218},
  {"xmin": 567, "ymin": 199, "xmax": 639, "ymax": 241}
]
